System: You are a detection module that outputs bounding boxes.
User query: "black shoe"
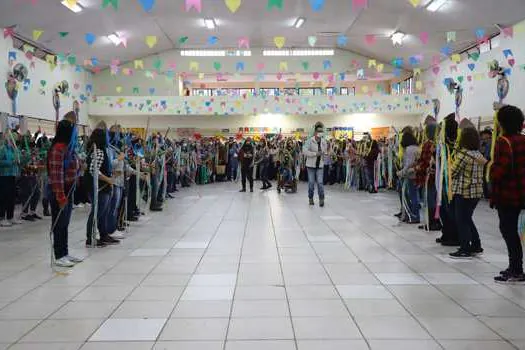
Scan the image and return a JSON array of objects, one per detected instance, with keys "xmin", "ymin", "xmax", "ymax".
[
  {"xmin": 31, "ymin": 213, "xmax": 43, "ymax": 220},
  {"xmin": 441, "ymin": 240, "xmax": 460, "ymax": 247},
  {"xmin": 309, "ymin": 198, "xmax": 314, "ymax": 206},
  {"xmin": 117, "ymin": 227, "xmax": 125, "ymax": 232},
  {"xmin": 100, "ymin": 237, "xmax": 120, "ymax": 245},
  {"xmin": 494, "ymin": 273, "xmax": 525, "ymax": 284},
  {"xmin": 470, "ymin": 247, "xmax": 484, "ymax": 255},
  {"xmin": 394, "ymin": 212, "xmax": 402, "ymax": 218},
  {"xmin": 240, "ymin": 189, "xmax": 246, "ymax": 192},
  {"xmin": 150, "ymin": 206, "xmax": 163, "ymax": 212},
  {"xmin": 43, "ymin": 211, "xmax": 51, "ymax": 217},
  {"xmin": 436, "ymin": 237, "xmax": 443, "ymax": 243},
  {"xmin": 21, "ymin": 215, "xmax": 35, "ymax": 222},
  {"xmin": 128, "ymin": 216, "xmax": 138, "ymax": 222},
  {"xmin": 86, "ymin": 240, "xmax": 107, "ymax": 248},
  {"xmin": 267, "ymin": 184, "xmax": 272, "ymax": 189},
  {"xmin": 319, "ymin": 199, "xmax": 325, "ymax": 207},
  {"xmin": 260, "ymin": 186, "xmax": 267, "ymax": 190},
  {"xmin": 449, "ymin": 250, "xmax": 473, "ymax": 259},
  {"xmin": 250, "ymin": 188, "xmax": 253, "ymax": 192}
]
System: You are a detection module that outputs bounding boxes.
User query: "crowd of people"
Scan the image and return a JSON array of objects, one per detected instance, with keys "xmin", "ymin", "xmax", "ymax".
[{"xmin": 0, "ymin": 106, "xmax": 524, "ymax": 283}]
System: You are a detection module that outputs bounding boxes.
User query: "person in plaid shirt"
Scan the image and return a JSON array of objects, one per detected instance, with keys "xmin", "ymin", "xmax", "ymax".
[
  {"xmin": 490, "ymin": 105, "xmax": 525, "ymax": 283},
  {"xmin": 449, "ymin": 127, "xmax": 487, "ymax": 259},
  {"xmin": 47, "ymin": 115, "xmax": 82, "ymax": 268}
]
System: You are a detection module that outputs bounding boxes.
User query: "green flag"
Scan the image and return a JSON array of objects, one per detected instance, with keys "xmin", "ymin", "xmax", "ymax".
[
  {"xmin": 59, "ymin": 32, "xmax": 69, "ymax": 38},
  {"xmin": 102, "ymin": 0, "xmax": 119, "ymax": 10},
  {"xmin": 267, "ymin": 0, "xmax": 283, "ymax": 10}
]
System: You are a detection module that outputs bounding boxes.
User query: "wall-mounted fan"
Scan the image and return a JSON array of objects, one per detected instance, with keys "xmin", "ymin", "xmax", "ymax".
[
  {"xmin": 52, "ymin": 80, "xmax": 70, "ymax": 125},
  {"xmin": 444, "ymin": 78, "xmax": 463, "ymax": 116},
  {"xmin": 5, "ymin": 63, "xmax": 29, "ymax": 115},
  {"xmin": 488, "ymin": 60, "xmax": 510, "ymax": 102}
]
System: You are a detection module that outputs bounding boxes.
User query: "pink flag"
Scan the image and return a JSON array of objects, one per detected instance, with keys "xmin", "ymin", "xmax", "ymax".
[
  {"xmin": 185, "ymin": 0, "xmax": 202, "ymax": 12},
  {"xmin": 168, "ymin": 62, "xmax": 177, "ymax": 70},
  {"xmin": 502, "ymin": 27, "xmax": 514, "ymax": 38},
  {"xmin": 420, "ymin": 32, "xmax": 429, "ymax": 45},
  {"xmin": 432, "ymin": 55, "xmax": 441, "ymax": 66},
  {"xmin": 238, "ymin": 37, "xmax": 250, "ymax": 49},
  {"xmin": 3, "ymin": 27, "xmax": 14, "ymax": 38},
  {"xmin": 364, "ymin": 34, "xmax": 376, "ymax": 45},
  {"xmin": 352, "ymin": 0, "xmax": 367, "ymax": 11}
]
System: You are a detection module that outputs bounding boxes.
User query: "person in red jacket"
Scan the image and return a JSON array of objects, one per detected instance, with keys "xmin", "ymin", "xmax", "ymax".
[
  {"xmin": 490, "ymin": 105, "xmax": 525, "ymax": 283},
  {"xmin": 47, "ymin": 113, "xmax": 82, "ymax": 268}
]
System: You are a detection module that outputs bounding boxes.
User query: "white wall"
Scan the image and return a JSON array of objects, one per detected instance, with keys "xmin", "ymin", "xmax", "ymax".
[
  {"xmin": 91, "ymin": 48, "xmax": 397, "ymax": 96},
  {"xmin": 90, "ymin": 113, "xmax": 421, "ymax": 135},
  {"xmin": 422, "ymin": 19, "xmax": 525, "ymax": 123},
  {"xmin": 0, "ymin": 35, "xmax": 92, "ymax": 124}
]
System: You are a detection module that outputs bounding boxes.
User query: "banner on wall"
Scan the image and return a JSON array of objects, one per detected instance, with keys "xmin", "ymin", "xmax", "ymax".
[
  {"xmin": 371, "ymin": 127, "xmax": 390, "ymax": 140},
  {"xmin": 331, "ymin": 127, "xmax": 354, "ymax": 140},
  {"xmin": 177, "ymin": 128, "xmax": 196, "ymax": 138},
  {"xmin": 239, "ymin": 127, "xmax": 280, "ymax": 134}
]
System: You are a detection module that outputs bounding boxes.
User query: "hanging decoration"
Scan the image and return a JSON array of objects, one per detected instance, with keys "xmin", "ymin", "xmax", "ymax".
[
  {"xmin": 5, "ymin": 63, "xmax": 28, "ymax": 115},
  {"xmin": 225, "ymin": 0, "xmax": 242, "ymax": 13}
]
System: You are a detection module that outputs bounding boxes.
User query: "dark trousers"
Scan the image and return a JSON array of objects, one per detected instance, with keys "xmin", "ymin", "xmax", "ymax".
[
  {"xmin": 497, "ymin": 206, "xmax": 523, "ymax": 274},
  {"xmin": 51, "ymin": 192, "xmax": 73, "ymax": 260},
  {"xmin": 241, "ymin": 165, "xmax": 253, "ymax": 190},
  {"xmin": 440, "ymin": 193, "xmax": 459, "ymax": 243},
  {"xmin": 127, "ymin": 175, "xmax": 138, "ymax": 217},
  {"xmin": 167, "ymin": 171, "xmax": 176, "ymax": 193},
  {"xmin": 0, "ymin": 176, "xmax": 16, "ymax": 220},
  {"xmin": 260, "ymin": 162, "xmax": 271, "ymax": 187},
  {"xmin": 74, "ymin": 176, "xmax": 89, "ymax": 205},
  {"xmin": 424, "ymin": 182, "xmax": 440, "ymax": 228},
  {"xmin": 453, "ymin": 195, "xmax": 481, "ymax": 252},
  {"xmin": 108, "ymin": 186, "xmax": 123, "ymax": 234},
  {"xmin": 87, "ymin": 190, "xmax": 112, "ymax": 242},
  {"xmin": 20, "ymin": 176, "xmax": 40, "ymax": 214}
]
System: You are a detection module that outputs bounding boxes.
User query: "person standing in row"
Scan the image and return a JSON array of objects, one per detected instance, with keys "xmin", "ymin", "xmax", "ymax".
[
  {"xmin": 47, "ymin": 113, "xmax": 83, "ymax": 267},
  {"xmin": 239, "ymin": 137, "xmax": 254, "ymax": 192},
  {"xmin": 490, "ymin": 105, "xmax": 525, "ymax": 283},
  {"xmin": 304, "ymin": 122, "xmax": 327, "ymax": 207}
]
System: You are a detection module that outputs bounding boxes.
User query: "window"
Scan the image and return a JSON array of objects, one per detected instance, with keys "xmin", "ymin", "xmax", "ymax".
[
  {"xmin": 340, "ymin": 87, "xmax": 356, "ymax": 96},
  {"xmin": 192, "ymin": 88, "xmax": 213, "ymax": 96},
  {"xmin": 392, "ymin": 83, "xmax": 401, "ymax": 95},
  {"xmin": 326, "ymin": 87, "xmax": 337, "ymax": 96}
]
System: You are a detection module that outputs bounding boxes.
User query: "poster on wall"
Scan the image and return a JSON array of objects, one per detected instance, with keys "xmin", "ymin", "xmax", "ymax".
[
  {"xmin": 332, "ymin": 127, "xmax": 354, "ymax": 140},
  {"xmin": 177, "ymin": 128, "xmax": 196, "ymax": 138},
  {"xmin": 371, "ymin": 127, "xmax": 390, "ymax": 140}
]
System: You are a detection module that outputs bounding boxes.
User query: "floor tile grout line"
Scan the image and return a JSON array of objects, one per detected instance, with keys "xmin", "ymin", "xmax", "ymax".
[
  {"xmin": 153, "ymin": 193, "xmax": 236, "ymax": 344},
  {"xmin": 328, "ymin": 197, "xmax": 518, "ymax": 348},
  {"xmin": 222, "ymin": 191, "xmax": 252, "ymax": 350},
  {"xmin": 367, "ymin": 211, "xmax": 521, "ymax": 349},
  {"xmin": 6, "ymin": 193, "xmax": 200, "ymax": 349},
  {"xmin": 285, "ymin": 196, "xmax": 373, "ymax": 350},
  {"xmin": 267, "ymin": 193, "xmax": 300, "ymax": 350}
]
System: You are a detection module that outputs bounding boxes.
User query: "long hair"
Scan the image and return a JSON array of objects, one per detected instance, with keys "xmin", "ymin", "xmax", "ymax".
[
  {"xmin": 86, "ymin": 128, "xmax": 107, "ymax": 151},
  {"xmin": 51, "ymin": 120, "xmax": 74, "ymax": 147}
]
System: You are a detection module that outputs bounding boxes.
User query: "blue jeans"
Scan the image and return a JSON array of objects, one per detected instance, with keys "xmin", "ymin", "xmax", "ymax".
[
  {"xmin": 402, "ymin": 178, "xmax": 420, "ymax": 222},
  {"xmin": 87, "ymin": 190, "xmax": 112, "ymax": 241},
  {"xmin": 307, "ymin": 167, "xmax": 324, "ymax": 200},
  {"xmin": 108, "ymin": 186, "xmax": 123, "ymax": 234},
  {"xmin": 453, "ymin": 195, "xmax": 481, "ymax": 252}
]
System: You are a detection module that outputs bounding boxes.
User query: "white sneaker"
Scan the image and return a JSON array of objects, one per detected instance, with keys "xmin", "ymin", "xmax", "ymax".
[
  {"xmin": 110, "ymin": 232, "xmax": 125, "ymax": 240},
  {"xmin": 11, "ymin": 219, "xmax": 23, "ymax": 225},
  {"xmin": 74, "ymin": 204, "xmax": 85, "ymax": 209},
  {"xmin": 66, "ymin": 255, "xmax": 84, "ymax": 263},
  {"xmin": 0, "ymin": 220, "xmax": 12, "ymax": 227},
  {"xmin": 55, "ymin": 257, "xmax": 75, "ymax": 267}
]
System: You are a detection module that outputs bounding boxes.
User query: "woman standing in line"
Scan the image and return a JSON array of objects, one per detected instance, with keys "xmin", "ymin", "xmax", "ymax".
[
  {"xmin": 47, "ymin": 114, "xmax": 83, "ymax": 267},
  {"xmin": 0, "ymin": 130, "xmax": 21, "ymax": 227},
  {"xmin": 449, "ymin": 127, "xmax": 487, "ymax": 259},
  {"xmin": 490, "ymin": 105, "xmax": 525, "ymax": 283},
  {"xmin": 397, "ymin": 132, "xmax": 420, "ymax": 224}
]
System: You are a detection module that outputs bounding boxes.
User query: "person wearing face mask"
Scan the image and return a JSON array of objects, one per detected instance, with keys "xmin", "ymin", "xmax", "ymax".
[{"xmin": 303, "ymin": 122, "xmax": 328, "ymax": 207}]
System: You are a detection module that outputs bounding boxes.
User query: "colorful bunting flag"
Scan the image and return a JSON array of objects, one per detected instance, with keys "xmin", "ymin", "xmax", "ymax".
[
  {"xmin": 138, "ymin": 0, "xmax": 155, "ymax": 12},
  {"xmin": 267, "ymin": 0, "xmax": 283, "ymax": 10},
  {"xmin": 409, "ymin": 0, "xmax": 421, "ymax": 7},
  {"xmin": 32, "ymin": 29, "xmax": 44, "ymax": 41},
  {"xmin": 59, "ymin": 32, "xmax": 69, "ymax": 38},
  {"xmin": 419, "ymin": 32, "xmax": 429, "ymax": 45},
  {"xmin": 352, "ymin": 0, "xmax": 367, "ymax": 11},
  {"xmin": 279, "ymin": 61, "xmax": 288, "ymax": 72},
  {"xmin": 446, "ymin": 31, "xmax": 456, "ymax": 42},
  {"xmin": 102, "ymin": 0, "xmax": 119, "ymax": 10},
  {"xmin": 134, "ymin": 60, "xmax": 144, "ymax": 70},
  {"xmin": 85, "ymin": 33, "xmax": 96, "ymax": 46},
  {"xmin": 185, "ymin": 0, "xmax": 202, "ymax": 12},
  {"xmin": 337, "ymin": 35, "xmax": 347, "ymax": 46},
  {"xmin": 368, "ymin": 59, "xmax": 376, "ymax": 68},
  {"xmin": 274, "ymin": 36, "xmax": 286, "ymax": 48},
  {"xmin": 145, "ymin": 36, "xmax": 157, "ymax": 48},
  {"xmin": 225, "ymin": 0, "xmax": 242, "ymax": 13},
  {"xmin": 309, "ymin": 0, "xmax": 324, "ymax": 12},
  {"xmin": 364, "ymin": 34, "xmax": 376, "ymax": 45},
  {"xmin": 308, "ymin": 36, "xmax": 317, "ymax": 47}
]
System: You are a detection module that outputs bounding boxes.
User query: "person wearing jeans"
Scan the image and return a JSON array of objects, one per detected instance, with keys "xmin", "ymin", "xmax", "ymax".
[
  {"xmin": 239, "ymin": 137, "xmax": 254, "ymax": 192},
  {"xmin": 304, "ymin": 122, "xmax": 327, "ymax": 207},
  {"xmin": 47, "ymin": 115, "xmax": 82, "ymax": 268},
  {"xmin": 449, "ymin": 127, "xmax": 487, "ymax": 259},
  {"xmin": 490, "ymin": 105, "xmax": 525, "ymax": 283},
  {"xmin": 397, "ymin": 132, "xmax": 420, "ymax": 223}
]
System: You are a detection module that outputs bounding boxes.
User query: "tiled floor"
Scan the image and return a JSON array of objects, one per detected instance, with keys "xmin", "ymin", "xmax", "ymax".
[{"xmin": 0, "ymin": 182, "xmax": 524, "ymax": 349}]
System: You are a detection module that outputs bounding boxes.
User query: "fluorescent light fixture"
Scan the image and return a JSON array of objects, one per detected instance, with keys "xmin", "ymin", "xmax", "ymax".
[
  {"xmin": 263, "ymin": 49, "xmax": 334, "ymax": 56},
  {"xmin": 107, "ymin": 33, "xmax": 120, "ymax": 46},
  {"xmin": 61, "ymin": 0, "xmax": 83, "ymax": 13},
  {"xmin": 204, "ymin": 18, "xmax": 217, "ymax": 30},
  {"xmin": 181, "ymin": 50, "xmax": 226, "ymax": 57},
  {"xmin": 391, "ymin": 31, "xmax": 405, "ymax": 45},
  {"xmin": 426, "ymin": 0, "xmax": 448, "ymax": 12},
  {"xmin": 293, "ymin": 17, "xmax": 306, "ymax": 29}
]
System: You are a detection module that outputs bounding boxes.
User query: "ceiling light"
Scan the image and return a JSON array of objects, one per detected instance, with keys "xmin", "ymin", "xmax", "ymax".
[
  {"xmin": 293, "ymin": 17, "xmax": 306, "ymax": 29},
  {"xmin": 204, "ymin": 18, "xmax": 217, "ymax": 30},
  {"xmin": 61, "ymin": 0, "xmax": 83, "ymax": 13},
  {"xmin": 107, "ymin": 33, "xmax": 121, "ymax": 46},
  {"xmin": 426, "ymin": 0, "xmax": 448, "ymax": 12},
  {"xmin": 391, "ymin": 31, "xmax": 405, "ymax": 46}
]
